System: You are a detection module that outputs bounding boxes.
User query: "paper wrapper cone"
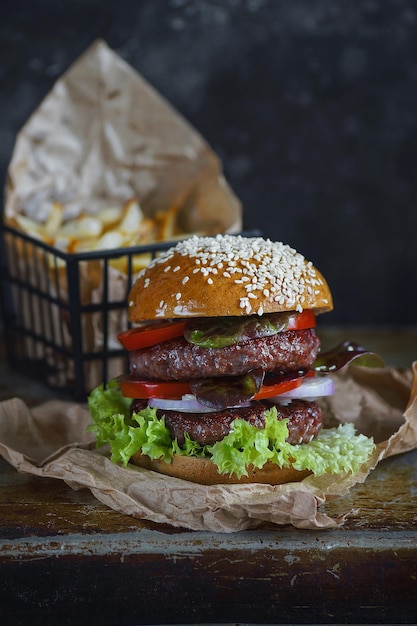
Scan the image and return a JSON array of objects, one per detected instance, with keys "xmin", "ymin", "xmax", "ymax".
[
  {"xmin": 2, "ymin": 40, "xmax": 242, "ymax": 393},
  {"xmin": 5, "ymin": 39, "xmax": 241, "ymax": 231},
  {"xmin": 1, "ymin": 364, "xmax": 416, "ymax": 533}
]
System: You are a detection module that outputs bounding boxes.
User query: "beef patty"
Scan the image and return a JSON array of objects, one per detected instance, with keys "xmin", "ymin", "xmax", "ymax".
[
  {"xmin": 131, "ymin": 398, "xmax": 322, "ymax": 447},
  {"xmin": 130, "ymin": 328, "xmax": 320, "ymax": 381}
]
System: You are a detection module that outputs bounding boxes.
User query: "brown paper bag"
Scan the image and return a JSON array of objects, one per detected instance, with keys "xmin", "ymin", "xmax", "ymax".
[{"xmin": 1, "ymin": 364, "xmax": 416, "ymax": 532}]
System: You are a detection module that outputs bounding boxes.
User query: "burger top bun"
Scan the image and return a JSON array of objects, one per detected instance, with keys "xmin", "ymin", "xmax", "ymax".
[{"xmin": 128, "ymin": 235, "xmax": 333, "ymax": 322}]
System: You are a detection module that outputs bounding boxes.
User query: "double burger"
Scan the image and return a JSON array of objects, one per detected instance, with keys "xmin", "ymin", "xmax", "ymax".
[{"xmin": 88, "ymin": 234, "xmax": 378, "ymax": 485}]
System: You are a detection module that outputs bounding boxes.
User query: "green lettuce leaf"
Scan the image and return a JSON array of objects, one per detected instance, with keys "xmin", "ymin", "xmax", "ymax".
[
  {"xmin": 87, "ymin": 379, "xmax": 132, "ymax": 447},
  {"xmin": 88, "ymin": 382, "xmax": 174, "ymax": 465},
  {"xmin": 88, "ymin": 382, "xmax": 375, "ymax": 480}
]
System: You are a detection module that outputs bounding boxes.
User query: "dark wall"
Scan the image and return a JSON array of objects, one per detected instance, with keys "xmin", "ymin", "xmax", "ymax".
[{"xmin": 2, "ymin": 0, "xmax": 417, "ymax": 325}]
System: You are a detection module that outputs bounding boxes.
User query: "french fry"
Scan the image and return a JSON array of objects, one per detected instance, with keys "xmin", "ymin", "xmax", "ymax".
[
  {"xmin": 44, "ymin": 202, "xmax": 64, "ymax": 239},
  {"xmin": 96, "ymin": 206, "xmax": 123, "ymax": 229},
  {"xmin": 155, "ymin": 204, "xmax": 179, "ymax": 241},
  {"xmin": 136, "ymin": 217, "xmax": 157, "ymax": 243},
  {"xmin": 8, "ymin": 195, "xmax": 191, "ymax": 274},
  {"xmin": 60, "ymin": 215, "xmax": 103, "ymax": 240},
  {"xmin": 119, "ymin": 198, "xmax": 143, "ymax": 233},
  {"xmin": 109, "ymin": 253, "xmax": 152, "ymax": 274},
  {"xmin": 95, "ymin": 230, "xmax": 127, "ymax": 250},
  {"xmin": 13, "ymin": 214, "xmax": 52, "ymax": 244}
]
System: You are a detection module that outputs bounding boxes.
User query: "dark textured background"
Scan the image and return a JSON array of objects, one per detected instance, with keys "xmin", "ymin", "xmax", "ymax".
[{"xmin": 2, "ymin": 0, "xmax": 417, "ymax": 325}]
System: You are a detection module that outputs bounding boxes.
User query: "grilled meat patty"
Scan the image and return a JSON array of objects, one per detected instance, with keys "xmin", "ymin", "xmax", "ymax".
[
  {"xmin": 129, "ymin": 328, "xmax": 320, "ymax": 381},
  {"xmin": 131, "ymin": 398, "xmax": 322, "ymax": 447}
]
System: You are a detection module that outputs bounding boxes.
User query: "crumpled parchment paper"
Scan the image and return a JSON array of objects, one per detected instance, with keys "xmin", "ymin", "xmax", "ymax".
[
  {"xmin": 5, "ymin": 39, "xmax": 241, "ymax": 233},
  {"xmin": 1, "ymin": 364, "xmax": 416, "ymax": 532}
]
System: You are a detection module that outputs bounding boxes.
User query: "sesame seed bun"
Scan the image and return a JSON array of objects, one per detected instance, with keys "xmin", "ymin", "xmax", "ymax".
[
  {"xmin": 130, "ymin": 451, "xmax": 311, "ymax": 485},
  {"xmin": 128, "ymin": 235, "xmax": 333, "ymax": 321}
]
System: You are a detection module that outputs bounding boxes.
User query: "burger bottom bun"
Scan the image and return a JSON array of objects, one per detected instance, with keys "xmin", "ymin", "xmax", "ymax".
[{"xmin": 130, "ymin": 452, "xmax": 312, "ymax": 485}]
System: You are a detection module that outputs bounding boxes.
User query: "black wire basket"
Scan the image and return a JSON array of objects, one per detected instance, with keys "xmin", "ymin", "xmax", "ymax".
[{"xmin": 0, "ymin": 224, "xmax": 259, "ymax": 400}]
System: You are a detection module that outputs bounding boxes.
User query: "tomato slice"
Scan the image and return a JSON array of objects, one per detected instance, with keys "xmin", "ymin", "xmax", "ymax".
[
  {"xmin": 286, "ymin": 309, "xmax": 316, "ymax": 331},
  {"xmin": 118, "ymin": 321, "xmax": 187, "ymax": 351},
  {"xmin": 253, "ymin": 377, "xmax": 303, "ymax": 400},
  {"xmin": 117, "ymin": 374, "xmax": 304, "ymax": 401},
  {"xmin": 117, "ymin": 375, "xmax": 192, "ymax": 399}
]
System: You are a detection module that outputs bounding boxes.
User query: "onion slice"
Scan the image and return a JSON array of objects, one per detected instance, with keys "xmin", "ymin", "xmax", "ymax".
[
  {"xmin": 269, "ymin": 376, "xmax": 335, "ymax": 402},
  {"xmin": 148, "ymin": 394, "xmax": 252, "ymax": 413}
]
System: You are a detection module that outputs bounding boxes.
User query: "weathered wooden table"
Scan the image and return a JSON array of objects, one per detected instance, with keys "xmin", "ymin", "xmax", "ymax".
[{"xmin": 1, "ymin": 328, "xmax": 417, "ymax": 625}]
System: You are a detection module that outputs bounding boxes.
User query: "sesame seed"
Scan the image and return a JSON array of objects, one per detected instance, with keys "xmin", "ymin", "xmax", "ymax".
[
  {"xmin": 141, "ymin": 234, "xmax": 324, "ymax": 315},
  {"xmin": 176, "ymin": 292, "xmax": 181, "ymax": 300}
]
